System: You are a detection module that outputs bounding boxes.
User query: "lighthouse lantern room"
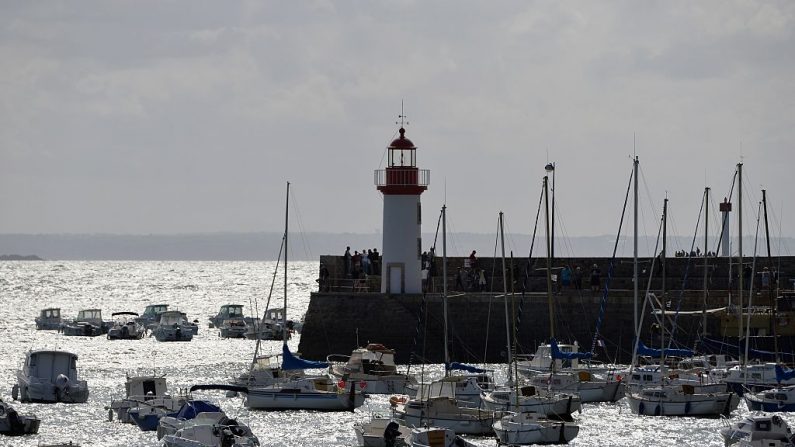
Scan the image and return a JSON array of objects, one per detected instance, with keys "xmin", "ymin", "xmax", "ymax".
[{"xmin": 375, "ymin": 127, "xmax": 429, "ymax": 294}]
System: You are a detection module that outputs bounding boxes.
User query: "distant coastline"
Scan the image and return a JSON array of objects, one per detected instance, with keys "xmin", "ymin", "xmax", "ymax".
[
  {"xmin": 0, "ymin": 233, "xmax": 791, "ymax": 261},
  {"xmin": 0, "ymin": 254, "xmax": 43, "ymax": 261}
]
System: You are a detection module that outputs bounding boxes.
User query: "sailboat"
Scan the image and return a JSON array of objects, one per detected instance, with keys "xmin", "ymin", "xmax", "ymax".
[
  {"xmin": 391, "ymin": 205, "xmax": 500, "ymax": 435},
  {"xmin": 625, "ymin": 158, "xmax": 739, "ymax": 417},
  {"xmin": 491, "ymin": 174, "xmax": 579, "ymax": 445},
  {"xmin": 240, "ymin": 183, "xmax": 366, "ymax": 411}
]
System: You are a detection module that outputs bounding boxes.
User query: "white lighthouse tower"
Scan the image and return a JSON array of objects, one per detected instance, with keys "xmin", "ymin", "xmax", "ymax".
[{"xmin": 375, "ymin": 125, "xmax": 429, "ymax": 294}]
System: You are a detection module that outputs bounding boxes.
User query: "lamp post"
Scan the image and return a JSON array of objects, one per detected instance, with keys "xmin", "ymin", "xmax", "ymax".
[{"xmin": 545, "ymin": 162, "xmax": 555, "ymax": 262}]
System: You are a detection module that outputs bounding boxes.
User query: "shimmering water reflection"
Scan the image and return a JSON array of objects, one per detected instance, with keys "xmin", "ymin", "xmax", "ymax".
[{"xmin": 0, "ymin": 261, "xmax": 788, "ymax": 446}]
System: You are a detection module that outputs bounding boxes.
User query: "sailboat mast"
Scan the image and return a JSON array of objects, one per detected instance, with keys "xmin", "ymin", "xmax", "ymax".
[
  {"xmin": 660, "ymin": 200, "xmax": 666, "ymax": 371},
  {"xmin": 703, "ymin": 187, "xmax": 709, "ymax": 337},
  {"xmin": 544, "ymin": 176, "xmax": 554, "ymax": 340},
  {"xmin": 662, "ymin": 196, "xmax": 667, "ymax": 300},
  {"xmin": 283, "ymin": 181, "xmax": 290, "ymax": 344},
  {"xmin": 442, "ymin": 205, "xmax": 450, "ymax": 374},
  {"xmin": 762, "ymin": 190, "xmax": 779, "ymax": 361},
  {"xmin": 633, "ymin": 156, "xmax": 639, "ymax": 340},
  {"xmin": 500, "ymin": 212, "xmax": 512, "ymax": 370},
  {"xmin": 737, "ymin": 163, "xmax": 743, "ymax": 363}
]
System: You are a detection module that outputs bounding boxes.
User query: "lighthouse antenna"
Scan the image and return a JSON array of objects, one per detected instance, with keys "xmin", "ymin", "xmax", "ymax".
[{"xmin": 396, "ymin": 100, "xmax": 409, "ymax": 128}]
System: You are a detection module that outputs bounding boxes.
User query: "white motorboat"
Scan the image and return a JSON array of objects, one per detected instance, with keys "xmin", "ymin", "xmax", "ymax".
[
  {"xmin": 61, "ymin": 308, "xmax": 107, "ymax": 336},
  {"xmin": 13, "ymin": 350, "xmax": 89, "ymax": 403},
  {"xmin": 35, "ymin": 308, "xmax": 62, "ymax": 330},
  {"xmin": 153, "ymin": 311, "xmax": 195, "ymax": 342},
  {"xmin": 392, "ymin": 396, "xmax": 498, "ymax": 435},
  {"xmin": 106, "ymin": 374, "xmax": 185, "ymax": 424},
  {"xmin": 407, "ymin": 426, "xmax": 479, "ymax": 447},
  {"xmin": 243, "ymin": 317, "xmax": 285, "ymax": 340},
  {"xmin": 493, "ymin": 411, "xmax": 579, "ymax": 445},
  {"xmin": 136, "ymin": 304, "xmax": 169, "ymax": 330},
  {"xmin": 354, "ymin": 416, "xmax": 411, "ymax": 447},
  {"xmin": 721, "ymin": 413, "xmax": 795, "ymax": 446},
  {"xmin": 625, "ymin": 384, "xmax": 739, "ymax": 417},
  {"xmin": 481, "ymin": 386, "xmax": 580, "ymax": 421},
  {"xmin": 0, "ymin": 398, "xmax": 40, "ymax": 435},
  {"xmin": 161, "ymin": 412, "xmax": 259, "ymax": 447},
  {"xmin": 328, "ymin": 343, "xmax": 418, "ymax": 395},
  {"xmin": 107, "ymin": 312, "xmax": 146, "ymax": 340}
]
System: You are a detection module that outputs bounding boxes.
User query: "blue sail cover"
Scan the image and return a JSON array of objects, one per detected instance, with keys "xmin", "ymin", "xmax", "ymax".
[
  {"xmin": 776, "ymin": 364, "xmax": 795, "ymax": 383},
  {"xmin": 281, "ymin": 344, "xmax": 329, "ymax": 370},
  {"xmin": 550, "ymin": 338, "xmax": 593, "ymax": 360},
  {"xmin": 447, "ymin": 362, "xmax": 489, "ymax": 373},
  {"xmin": 636, "ymin": 340, "xmax": 693, "ymax": 358}
]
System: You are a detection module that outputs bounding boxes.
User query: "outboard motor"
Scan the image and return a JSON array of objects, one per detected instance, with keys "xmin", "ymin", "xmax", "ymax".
[
  {"xmin": 55, "ymin": 374, "xmax": 70, "ymax": 401},
  {"xmin": 383, "ymin": 421, "xmax": 401, "ymax": 447}
]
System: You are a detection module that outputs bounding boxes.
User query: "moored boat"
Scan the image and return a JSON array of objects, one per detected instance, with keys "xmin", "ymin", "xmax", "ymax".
[
  {"xmin": 0, "ymin": 398, "xmax": 40, "ymax": 435},
  {"xmin": 35, "ymin": 308, "xmax": 62, "ymax": 330},
  {"xmin": 493, "ymin": 411, "xmax": 579, "ymax": 445},
  {"xmin": 328, "ymin": 343, "xmax": 417, "ymax": 395},
  {"xmin": 13, "ymin": 350, "xmax": 89, "ymax": 403}
]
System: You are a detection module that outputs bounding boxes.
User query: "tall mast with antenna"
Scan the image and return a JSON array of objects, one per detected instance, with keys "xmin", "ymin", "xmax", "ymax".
[
  {"xmin": 633, "ymin": 155, "xmax": 639, "ymax": 340},
  {"xmin": 283, "ymin": 181, "xmax": 290, "ymax": 344},
  {"xmin": 737, "ymin": 162, "xmax": 743, "ymax": 363},
  {"xmin": 442, "ymin": 204, "xmax": 450, "ymax": 375},
  {"xmin": 500, "ymin": 212, "xmax": 512, "ymax": 371},
  {"xmin": 703, "ymin": 187, "xmax": 710, "ymax": 337}
]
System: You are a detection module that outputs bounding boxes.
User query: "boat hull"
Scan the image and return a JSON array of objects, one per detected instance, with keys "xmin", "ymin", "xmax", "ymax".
[
  {"xmin": 626, "ymin": 392, "xmax": 739, "ymax": 416},
  {"xmin": 245, "ymin": 389, "xmax": 366, "ymax": 411}
]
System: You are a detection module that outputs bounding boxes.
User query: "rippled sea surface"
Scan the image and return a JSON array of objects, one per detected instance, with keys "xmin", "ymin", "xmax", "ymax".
[{"xmin": 0, "ymin": 260, "xmax": 789, "ymax": 447}]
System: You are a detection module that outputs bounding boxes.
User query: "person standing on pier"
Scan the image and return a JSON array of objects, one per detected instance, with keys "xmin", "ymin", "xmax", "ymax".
[{"xmin": 344, "ymin": 246, "xmax": 352, "ymax": 277}]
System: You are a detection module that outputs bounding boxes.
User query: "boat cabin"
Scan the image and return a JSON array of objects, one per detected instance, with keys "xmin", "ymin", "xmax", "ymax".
[
  {"xmin": 39, "ymin": 308, "xmax": 61, "ymax": 320},
  {"xmin": 124, "ymin": 376, "xmax": 167, "ymax": 399},
  {"xmin": 158, "ymin": 311, "xmax": 187, "ymax": 326},
  {"xmin": 23, "ymin": 350, "xmax": 79, "ymax": 383},
  {"xmin": 75, "ymin": 309, "xmax": 102, "ymax": 323},
  {"xmin": 141, "ymin": 304, "xmax": 169, "ymax": 319},
  {"xmin": 218, "ymin": 304, "xmax": 244, "ymax": 319}
]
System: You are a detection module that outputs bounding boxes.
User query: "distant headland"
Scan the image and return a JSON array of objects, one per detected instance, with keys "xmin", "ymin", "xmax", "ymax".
[{"xmin": 0, "ymin": 254, "xmax": 43, "ymax": 261}]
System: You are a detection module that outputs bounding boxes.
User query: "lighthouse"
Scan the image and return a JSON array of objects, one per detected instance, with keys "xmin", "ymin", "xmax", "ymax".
[{"xmin": 375, "ymin": 126, "xmax": 430, "ymax": 294}]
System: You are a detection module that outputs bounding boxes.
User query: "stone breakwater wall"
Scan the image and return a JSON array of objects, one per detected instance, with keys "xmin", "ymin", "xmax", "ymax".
[
  {"xmin": 298, "ymin": 256, "xmax": 795, "ymax": 364},
  {"xmin": 297, "ymin": 290, "xmax": 722, "ymax": 365}
]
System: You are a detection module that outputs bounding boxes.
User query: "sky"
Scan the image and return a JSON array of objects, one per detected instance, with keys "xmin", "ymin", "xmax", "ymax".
[{"xmin": 1, "ymin": 1, "xmax": 793, "ymax": 243}]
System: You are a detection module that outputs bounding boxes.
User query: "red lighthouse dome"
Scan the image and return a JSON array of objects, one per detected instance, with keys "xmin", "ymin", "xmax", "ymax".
[{"xmin": 375, "ymin": 127, "xmax": 429, "ymax": 195}]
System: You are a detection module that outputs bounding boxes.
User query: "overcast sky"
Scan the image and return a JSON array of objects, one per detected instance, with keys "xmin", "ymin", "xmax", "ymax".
[{"xmin": 1, "ymin": 1, "xmax": 793, "ymax": 245}]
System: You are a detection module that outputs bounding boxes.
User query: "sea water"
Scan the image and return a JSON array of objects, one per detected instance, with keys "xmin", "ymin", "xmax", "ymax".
[{"xmin": 0, "ymin": 260, "xmax": 785, "ymax": 446}]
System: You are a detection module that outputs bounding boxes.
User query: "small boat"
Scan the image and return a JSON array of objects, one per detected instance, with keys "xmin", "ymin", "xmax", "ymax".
[
  {"xmin": 720, "ymin": 413, "xmax": 795, "ymax": 446},
  {"xmin": 209, "ymin": 304, "xmax": 253, "ymax": 329},
  {"xmin": 492, "ymin": 411, "xmax": 578, "ymax": 445},
  {"xmin": 625, "ymin": 384, "xmax": 739, "ymax": 417},
  {"xmin": 407, "ymin": 426, "xmax": 479, "ymax": 447},
  {"xmin": 106, "ymin": 312, "xmax": 146, "ymax": 340},
  {"xmin": 746, "ymin": 385, "xmax": 795, "ymax": 412},
  {"xmin": 0, "ymin": 398, "xmax": 40, "ymax": 435},
  {"xmin": 328, "ymin": 343, "xmax": 418, "ymax": 395},
  {"xmin": 137, "ymin": 304, "xmax": 169, "ymax": 330},
  {"xmin": 481, "ymin": 385, "xmax": 581, "ymax": 421},
  {"xmin": 13, "ymin": 350, "xmax": 89, "ymax": 403},
  {"xmin": 725, "ymin": 363, "xmax": 795, "ymax": 396},
  {"xmin": 230, "ymin": 353, "xmax": 304, "ymax": 388},
  {"xmin": 392, "ymin": 396, "xmax": 499, "ymax": 435},
  {"xmin": 106, "ymin": 374, "xmax": 186, "ymax": 424},
  {"xmin": 129, "ymin": 399, "xmax": 221, "ymax": 432},
  {"xmin": 61, "ymin": 308, "xmax": 107, "ymax": 336},
  {"xmin": 244, "ymin": 375, "xmax": 366, "ymax": 411},
  {"xmin": 219, "ymin": 318, "xmax": 248, "ymax": 339},
  {"xmin": 243, "ymin": 308, "xmax": 290, "ymax": 341},
  {"xmin": 153, "ymin": 311, "xmax": 195, "ymax": 342},
  {"xmin": 354, "ymin": 417, "xmax": 411, "ymax": 447},
  {"xmin": 159, "ymin": 411, "xmax": 258, "ymax": 446},
  {"xmin": 526, "ymin": 370, "xmax": 625, "ymax": 403},
  {"xmin": 407, "ymin": 374, "xmax": 495, "ymax": 407},
  {"xmin": 161, "ymin": 412, "xmax": 259, "ymax": 447},
  {"xmin": 35, "ymin": 308, "xmax": 62, "ymax": 330}
]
